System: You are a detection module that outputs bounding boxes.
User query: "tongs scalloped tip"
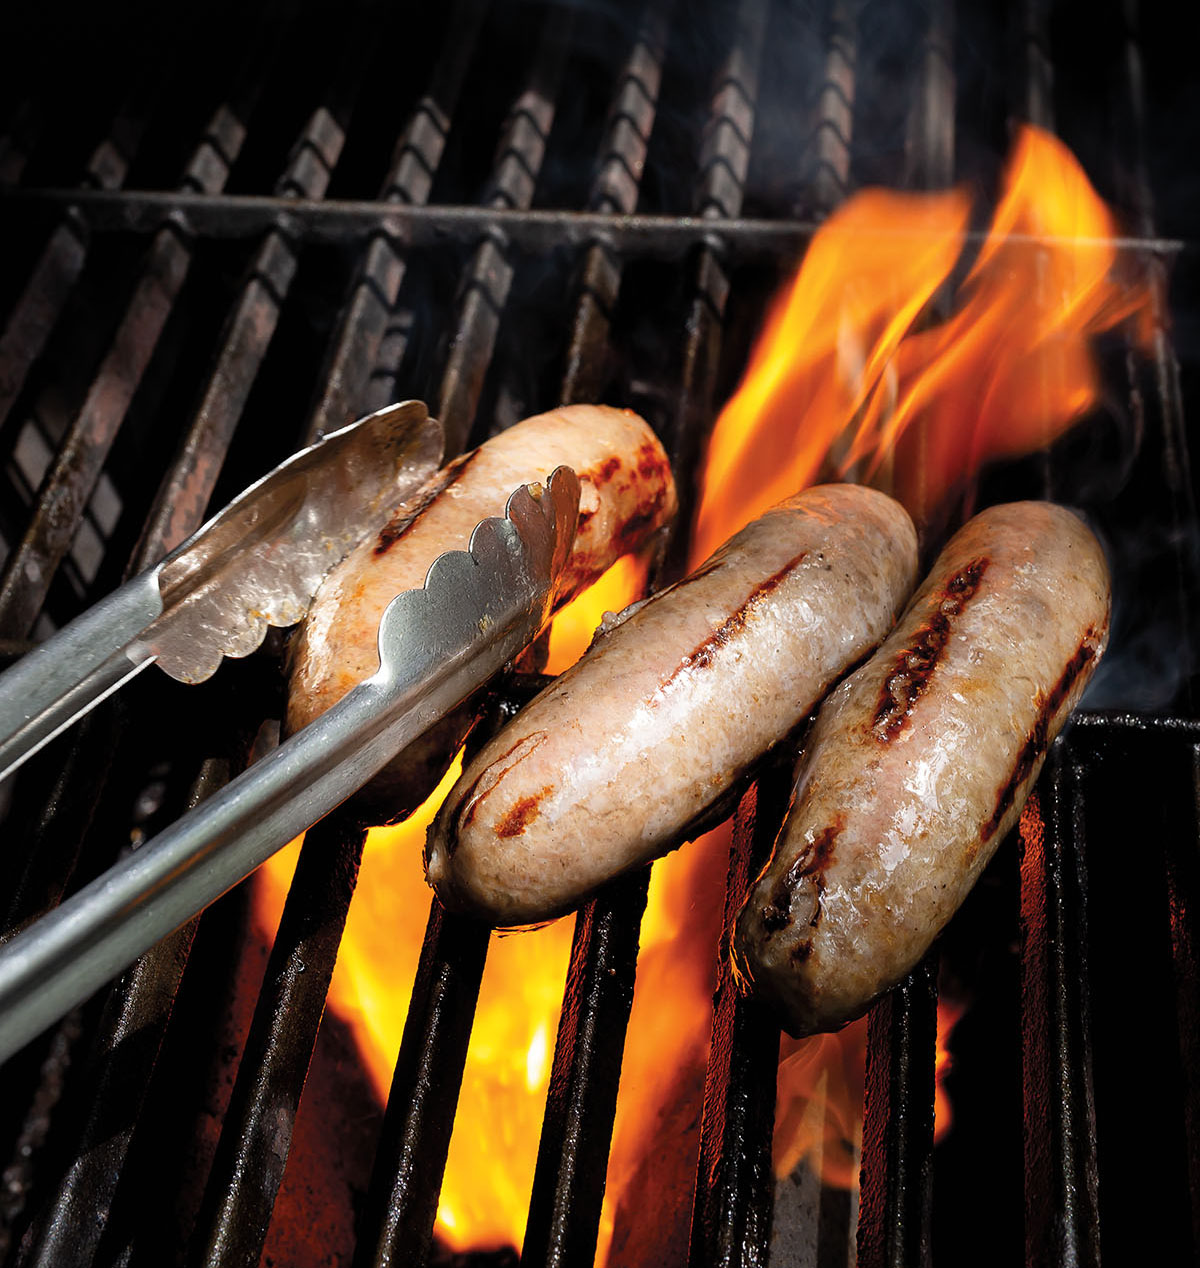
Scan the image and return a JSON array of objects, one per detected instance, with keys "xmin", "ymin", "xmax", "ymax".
[
  {"xmin": 0, "ymin": 401, "xmax": 444, "ymax": 781},
  {"xmin": 0, "ymin": 465, "xmax": 580, "ymax": 1066}
]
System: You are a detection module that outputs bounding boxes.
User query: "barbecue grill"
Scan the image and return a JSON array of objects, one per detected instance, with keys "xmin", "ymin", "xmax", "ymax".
[{"xmin": 1, "ymin": 1, "xmax": 1197, "ymax": 1265}]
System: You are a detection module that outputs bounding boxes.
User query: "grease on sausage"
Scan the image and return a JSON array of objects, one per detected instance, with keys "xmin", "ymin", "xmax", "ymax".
[
  {"xmin": 733, "ymin": 501, "xmax": 1111, "ymax": 1037},
  {"xmin": 425, "ymin": 485, "xmax": 919, "ymax": 925},
  {"xmin": 286, "ymin": 404, "xmax": 677, "ymax": 823}
]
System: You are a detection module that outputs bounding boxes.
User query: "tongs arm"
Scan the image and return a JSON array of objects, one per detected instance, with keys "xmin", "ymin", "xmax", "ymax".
[
  {"xmin": 0, "ymin": 572, "xmax": 163, "ymax": 777},
  {"xmin": 0, "ymin": 469, "xmax": 578, "ymax": 1065},
  {"xmin": 0, "ymin": 401, "xmax": 443, "ymax": 784}
]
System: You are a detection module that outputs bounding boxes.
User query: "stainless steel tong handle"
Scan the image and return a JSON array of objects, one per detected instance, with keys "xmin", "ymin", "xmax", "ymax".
[
  {"xmin": 0, "ymin": 468, "xmax": 579, "ymax": 1064},
  {"xmin": 0, "ymin": 401, "xmax": 443, "ymax": 782}
]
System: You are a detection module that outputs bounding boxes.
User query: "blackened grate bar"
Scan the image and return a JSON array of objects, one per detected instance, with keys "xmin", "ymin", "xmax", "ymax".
[
  {"xmin": 447, "ymin": 4, "xmax": 575, "ymax": 450},
  {"xmin": 522, "ymin": 8, "xmax": 673, "ymax": 1258},
  {"xmin": 354, "ymin": 906, "xmax": 490, "ymax": 1268},
  {"xmin": 193, "ymin": 811, "xmax": 369, "ymax": 1268},
  {"xmin": 307, "ymin": 0, "xmax": 489, "ymax": 442},
  {"xmin": 1018, "ymin": 756, "xmax": 1101, "ymax": 1268},
  {"xmin": 0, "ymin": 1, "xmax": 299, "ymax": 639},
  {"xmin": 688, "ymin": 777, "xmax": 784, "ymax": 1268}
]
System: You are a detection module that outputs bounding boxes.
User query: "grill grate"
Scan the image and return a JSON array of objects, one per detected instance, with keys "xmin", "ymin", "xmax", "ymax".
[{"xmin": 1, "ymin": 1, "xmax": 1198, "ymax": 1266}]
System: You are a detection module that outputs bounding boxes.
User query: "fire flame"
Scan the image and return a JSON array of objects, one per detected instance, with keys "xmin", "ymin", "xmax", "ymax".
[
  {"xmin": 255, "ymin": 556, "xmax": 650, "ymax": 1254},
  {"xmin": 692, "ymin": 124, "xmax": 1149, "ymax": 560},
  {"xmin": 255, "ymin": 124, "xmax": 1145, "ymax": 1260}
]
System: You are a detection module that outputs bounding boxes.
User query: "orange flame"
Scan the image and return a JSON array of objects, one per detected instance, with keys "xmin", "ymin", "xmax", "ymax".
[
  {"xmin": 257, "ymin": 124, "xmax": 1141, "ymax": 1259},
  {"xmin": 933, "ymin": 999, "xmax": 963, "ymax": 1144},
  {"xmin": 692, "ymin": 124, "xmax": 1149, "ymax": 561},
  {"xmin": 255, "ymin": 555, "xmax": 650, "ymax": 1254},
  {"xmin": 770, "ymin": 1000, "xmax": 960, "ymax": 1189},
  {"xmin": 598, "ymin": 124, "xmax": 1138, "ymax": 1247}
]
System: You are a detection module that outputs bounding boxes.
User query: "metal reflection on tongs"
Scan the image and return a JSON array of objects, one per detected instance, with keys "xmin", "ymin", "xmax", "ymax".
[
  {"xmin": 0, "ymin": 401, "xmax": 444, "ymax": 782},
  {"xmin": 0, "ymin": 466, "xmax": 580, "ymax": 1064}
]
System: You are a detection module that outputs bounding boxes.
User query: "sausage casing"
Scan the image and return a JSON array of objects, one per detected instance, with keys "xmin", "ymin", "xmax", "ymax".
[
  {"xmin": 425, "ymin": 484, "xmax": 919, "ymax": 925},
  {"xmin": 286, "ymin": 404, "xmax": 677, "ymax": 821},
  {"xmin": 733, "ymin": 501, "xmax": 1111, "ymax": 1037}
]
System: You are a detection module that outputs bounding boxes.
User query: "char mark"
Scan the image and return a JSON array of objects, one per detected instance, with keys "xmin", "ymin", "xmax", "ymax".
[
  {"xmin": 981, "ymin": 631, "xmax": 1100, "ymax": 843},
  {"xmin": 496, "ymin": 785, "xmax": 553, "ymax": 838},
  {"xmin": 759, "ymin": 815, "xmax": 844, "ymax": 938},
  {"xmin": 612, "ymin": 479, "xmax": 672, "ymax": 556},
  {"xmin": 636, "ymin": 440, "xmax": 671, "ymax": 483},
  {"xmin": 374, "ymin": 449, "xmax": 481, "ymax": 555},
  {"xmin": 662, "ymin": 550, "xmax": 808, "ymax": 690},
  {"xmin": 872, "ymin": 556, "xmax": 989, "ymax": 741},
  {"xmin": 451, "ymin": 730, "xmax": 548, "ymax": 842},
  {"xmin": 594, "ymin": 455, "xmax": 622, "ymax": 484}
]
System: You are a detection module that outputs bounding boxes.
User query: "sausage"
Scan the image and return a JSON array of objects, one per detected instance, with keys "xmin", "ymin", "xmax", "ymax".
[
  {"xmin": 425, "ymin": 485, "xmax": 919, "ymax": 925},
  {"xmin": 286, "ymin": 404, "xmax": 677, "ymax": 822},
  {"xmin": 732, "ymin": 501, "xmax": 1111, "ymax": 1037}
]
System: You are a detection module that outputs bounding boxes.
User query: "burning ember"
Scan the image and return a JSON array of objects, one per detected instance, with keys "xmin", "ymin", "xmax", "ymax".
[{"xmin": 256, "ymin": 122, "xmax": 1147, "ymax": 1259}]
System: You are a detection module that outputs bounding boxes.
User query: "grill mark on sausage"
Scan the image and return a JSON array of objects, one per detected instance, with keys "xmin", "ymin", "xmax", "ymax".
[
  {"xmin": 872, "ymin": 557, "xmax": 989, "ymax": 741},
  {"xmin": 981, "ymin": 631, "xmax": 1100, "ymax": 844},
  {"xmin": 661, "ymin": 550, "xmax": 809, "ymax": 690},
  {"xmin": 450, "ymin": 730, "xmax": 548, "ymax": 843},
  {"xmin": 594, "ymin": 456, "xmax": 622, "ymax": 484},
  {"xmin": 636, "ymin": 439, "xmax": 671, "ymax": 483},
  {"xmin": 760, "ymin": 814, "xmax": 845, "ymax": 942},
  {"xmin": 496, "ymin": 785, "xmax": 554, "ymax": 838},
  {"xmin": 374, "ymin": 449, "xmax": 481, "ymax": 555},
  {"xmin": 612, "ymin": 479, "xmax": 671, "ymax": 557}
]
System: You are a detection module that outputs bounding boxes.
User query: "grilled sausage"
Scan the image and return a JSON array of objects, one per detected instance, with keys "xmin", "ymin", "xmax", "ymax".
[
  {"xmin": 286, "ymin": 404, "xmax": 677, "ymax": 822},
  {"xmin": 733, "ymin": 501, "xmax": 1111, "ymax": 1037},
  {"xmin": 425, "ymin": 485, "xmax": 919, "ymax": 925}
]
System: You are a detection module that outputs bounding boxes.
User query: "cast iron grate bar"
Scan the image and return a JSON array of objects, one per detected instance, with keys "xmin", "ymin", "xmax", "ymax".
[
  {"xmin": 665, "ymin": 0, "xmax": 769, "ymax": 576},
  {"xmin": 6, "ymin": 18, "xmax": 381, "ymax": 1266},
  {"xmin": 687, "ymin": 776, "xmax": 786, "ymax": 1267},
  {"xmin": 305, "ymin": 0, "xmax": 489, "ymax": 442},
  {"xmin": 1018, "ymin": 747, "xmax": 1101, "ymax": 1268},
  {"xmin": 522, "ymin": 880, "xmax": 651, "ymax": 1268},
  {"xmin": 445, "ymin": 3, "xmax": 575, "ymax": 450},
  {"xmin": 0, "ymin": 4, "xmax": 291, "ymax": 639},
  {"xmin": 11, "ymin": 186, "xmax": 1188, "ymax": 263},
  {"xmin": 856, "ymin": 958, "xmax": 938, "ymax": 1268},
  {"xmin": 354, "ymin": 904, "xmax": 491, "ymax": 1268},
  {"xmin": 521, "ymin": 7, "xmax": 673, "ymax": 1260},
  {"xmin": 902, "ymin": 0, "xmax": 954, "ymax": 193},
  {"xmin": 191, "ymin": 810, "xmax": 370, "ymax": 1268},
  {"xmin": 557, "ymin": 0, "xmax": 672, "ymax": 404},
  {"xmin": 801, "ymin": 0, "xmax": 858, "ymax": 219},
  {"xmin": 0, "ymin": 53, "xmax": 176, "ymax": 437}
]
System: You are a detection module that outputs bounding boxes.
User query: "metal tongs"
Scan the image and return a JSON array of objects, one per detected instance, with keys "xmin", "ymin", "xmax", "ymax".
[
  {"xmin": 0, "ymin": 450, "xmax": 579, "ymax": 1064},
  {"xmin": 0, "ymin": 400, "xmax": 445, "ymax": 782}
]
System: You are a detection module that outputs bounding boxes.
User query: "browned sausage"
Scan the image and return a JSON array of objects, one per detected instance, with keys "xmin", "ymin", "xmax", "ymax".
[
  {"xmin": 425, "ymin": 485, "xmax": 919, "ymax": 925},
  {"xmin": 286, "ymin": 404, "xmax": 677, "ymax": 821},
  {"xmin": 733, "ymin": 501, "xmax": 1111, "ymax": 1037}
]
